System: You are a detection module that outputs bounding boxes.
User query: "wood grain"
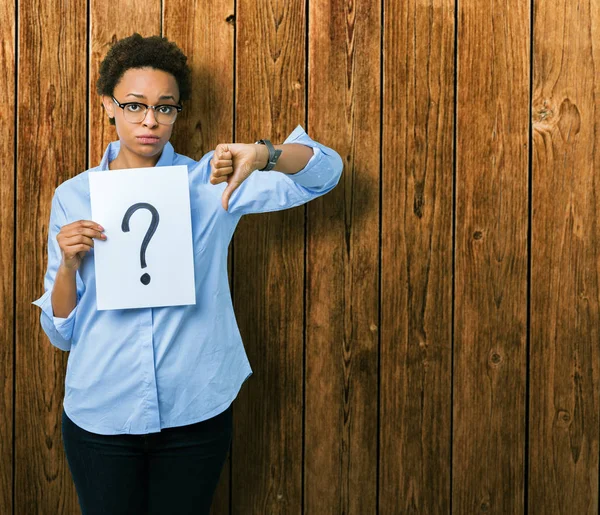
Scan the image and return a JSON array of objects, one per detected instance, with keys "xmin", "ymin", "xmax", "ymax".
[
  {"xmin": 529, "ymin": 0, "xmax": 600, "ymax": 512},
  {"xmin": 12, "ymin": 0, "xmax": 600, "ymax": 512},
  {"xmin": 164, "ymin": 0, "xmax": 234, "ymax": 162},
  {"xmin": 18, "ymin": 0, "xmax": 86, "ymax": 512},
  {"xmin": 380, "ymin": 0, "xmax": 455, "ymax": 512},
  {"xmin": 452, "ymin": 0, "xmax": 530, "ymax": 512},
  {"xmin": 88, "ymin": 0, "xmax": 161, "ymax": 168},
  {"xmin": 0, "ymin": 0, "xmax": 15, "ymax": 512},
  {"xmin": 232, "ymin": 0, "xmax": 306, "ymax": 512},
  {"xmin": 304, "ymin": 0, "xmax": 379, "ymax": 513},
  {"xmin": 163, "ymin": 1, "xmax": 235, "ymax": 512}
]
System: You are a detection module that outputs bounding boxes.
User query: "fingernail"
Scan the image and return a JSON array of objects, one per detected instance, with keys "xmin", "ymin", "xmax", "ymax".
[{"xmin": 98, "ymin": 225, "xmax": 104, "ymax": 230}]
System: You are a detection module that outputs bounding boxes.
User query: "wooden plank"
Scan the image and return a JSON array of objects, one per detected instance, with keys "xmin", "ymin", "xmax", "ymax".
[
  {"xmin": 231, "ymin": 0, "xmax": 306, "ymax": 512},
  {"xmin": 452, "ymin": 0, "xmax": 529, "ymax": 512},
  {"xmin": 162, "ymin": 1, "xmax": 235, "ymax": 512},
  {"xmin": 380, "ymin": 0, "xmax": 455, "ymax": 512},
  {"xmin": 529, "ymin": 0, "xmax": 600, "ymax": 511},
  {"xmin": 0, "ymin": 0, "xmax": 15, "ymax": 511},
  {"xmin": 17, "ymin": 0, "xmax": 86, "ymax": 512},
  {"xmin": 304, "ymin": 0, "xmax": 379, "ymax": 513},
  {"xmin": 163, "ymin": 0, "xmax": 234, "ymax": 161},
  {"xmin": 89, "ymin": 1, "xmax": 161, "ymax": 168}
]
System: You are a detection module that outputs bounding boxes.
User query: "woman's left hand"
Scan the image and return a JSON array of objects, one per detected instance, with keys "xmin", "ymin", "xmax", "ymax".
[{"xmin": 209, "ymin": 143, "xmax": 266, "ymax": 211}]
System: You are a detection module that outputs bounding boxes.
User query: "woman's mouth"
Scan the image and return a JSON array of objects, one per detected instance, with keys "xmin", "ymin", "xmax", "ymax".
[{"xmin": 136, "ymin": 135, "xmax": 160, "ymax": 145}]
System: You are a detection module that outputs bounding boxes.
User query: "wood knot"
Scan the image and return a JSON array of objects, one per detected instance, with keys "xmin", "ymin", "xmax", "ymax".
[
  {"xmin": 488, "ymin": 350, "xmax": 502, "ymax": 367},
  {"xmin": 556, "ymin": 409, "xmax": 571, "ymax": 427},
  {"xmin": 557, "ymin": 98, "xmax": 581, "ymax": 142}
]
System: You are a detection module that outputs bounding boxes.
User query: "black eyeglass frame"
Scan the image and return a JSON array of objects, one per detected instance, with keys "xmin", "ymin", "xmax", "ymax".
[{"xmin": 111, "ymin": 96, "xmax": 183, "ymax": 124}]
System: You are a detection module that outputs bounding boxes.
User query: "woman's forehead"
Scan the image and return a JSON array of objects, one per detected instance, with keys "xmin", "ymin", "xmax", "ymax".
[{"xmin": 114, "ymin": 67, "xmax": 179, "ymax": 98}]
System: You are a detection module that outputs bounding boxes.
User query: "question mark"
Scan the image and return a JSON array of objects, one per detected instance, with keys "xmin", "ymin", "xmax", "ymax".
[{"xmin": 121, "ymin": 202, "xmax": 160, "ymax": 285}]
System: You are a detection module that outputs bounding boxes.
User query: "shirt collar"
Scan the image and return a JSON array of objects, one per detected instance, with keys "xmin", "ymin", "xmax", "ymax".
[{"xmin": 98, "ymin": 140, "xmax": 175, "ymax": 171}]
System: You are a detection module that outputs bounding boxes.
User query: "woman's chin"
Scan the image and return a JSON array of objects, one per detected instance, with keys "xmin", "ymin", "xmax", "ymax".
[{"xmin": 130, "ymin": 142, "xmax": 164, "ymax": 157}]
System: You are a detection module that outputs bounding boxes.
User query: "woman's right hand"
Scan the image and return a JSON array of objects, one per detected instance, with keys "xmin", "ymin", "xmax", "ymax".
[{"xmin": 57, "ymin": 220, "xmax": 107, "ymax": 271}]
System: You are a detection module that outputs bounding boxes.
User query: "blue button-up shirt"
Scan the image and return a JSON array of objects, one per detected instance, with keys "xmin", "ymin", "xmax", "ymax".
[{"xmin": 32, "ymin": 124, "xmax": 343, "ymax": 435}]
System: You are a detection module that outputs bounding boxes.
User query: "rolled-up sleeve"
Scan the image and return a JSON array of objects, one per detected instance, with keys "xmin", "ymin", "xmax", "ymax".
[
  {"xmin": 31, "ymin": 190, "xmax": 85, "ymax": 351},
  {"xmin": 224, "ymin": 124, "xmax": 343, "ymax": 216}
]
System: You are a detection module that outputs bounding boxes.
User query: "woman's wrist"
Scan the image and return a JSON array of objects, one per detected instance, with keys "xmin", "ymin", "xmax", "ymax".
[
  {"xmin": 59, "ymin": 260, "xmax": 79, "ymax": 274},
  {"xmin": 253, "ymin": 143, "xmax": 271, "ymax": 171}
]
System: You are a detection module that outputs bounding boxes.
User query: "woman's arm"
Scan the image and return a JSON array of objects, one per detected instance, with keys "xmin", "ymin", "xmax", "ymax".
[
  {"xmin": 51, "ymin": 264, "xmax": 78, "ymax": 317},
  {"xmin": 206, "ymin": 124, "xmax": 343, "ymax": 216},
  {"xmin": 32, "ymin": 191, "xmax": 88, "ymax": 351},
  {"xmin": 254, "ymin": 143, "xmax": 314, "ymax": 175}
]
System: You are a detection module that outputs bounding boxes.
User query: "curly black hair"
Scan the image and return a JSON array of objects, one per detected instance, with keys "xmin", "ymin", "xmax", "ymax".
[{"xmin": 96, "ymin": 33, "xmax": 192, "ymax": 125}]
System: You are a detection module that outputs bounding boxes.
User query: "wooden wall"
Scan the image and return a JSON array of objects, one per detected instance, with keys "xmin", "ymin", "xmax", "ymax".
[{"xmin": 2, "ymin": 0, "xmax": 599, "ymax": 513}]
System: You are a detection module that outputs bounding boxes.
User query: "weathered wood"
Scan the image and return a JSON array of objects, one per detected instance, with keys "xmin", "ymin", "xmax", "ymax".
[
  {"xmin": 380, "ymin": 0, "xmax": 455, "ymax": 513},
  {"xmin": 162, "ymin": 1, "xmax": 236, "ymax": 512},
  {"xmin": 304, "ymin": 0, "xmax": 379, "ymax": 513},
  {"xmin": 529, "ymin": 0, "xmax": 600, "ymax": 512},
  {"xmin": 452, "ymin": 0, "xmax": 529, "ymax": 512},
  {"xmin": 0, "ymin": 0, "xmax": 15, "ymax": 512},
  {"xmin": 18, "ymin": 0, "xmax": 86, "ymax": 512},
  {"xmin": 231, "ymin": 0, "xmax": 306, "ymax": 512},
  {"xmin": 89, "ymin": 0, "xmax": 161, "ymax": 168},
  {"xmin": 13, "ymin": 0, "xmax": 600, "ymax": 513}
]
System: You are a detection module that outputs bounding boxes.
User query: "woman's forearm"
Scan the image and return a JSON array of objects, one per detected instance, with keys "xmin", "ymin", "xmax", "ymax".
[
  {"xmin": 51, "ymin": 264, "xmax": 78, "ymax": 318},
  {"xmin": 254, "ymin": 143, "xmax": 314, "ymax": 175}
]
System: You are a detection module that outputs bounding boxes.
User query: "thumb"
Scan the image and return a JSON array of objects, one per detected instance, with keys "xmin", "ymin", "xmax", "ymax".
[{"xmin": 222, "ymin": 181, "xmax": 240, "ymax": 211}]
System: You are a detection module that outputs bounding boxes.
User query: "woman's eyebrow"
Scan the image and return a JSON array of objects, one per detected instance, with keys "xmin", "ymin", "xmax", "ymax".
[{"xmin": 124, "ymin": 93, "xmax": 176, "ymax": 101}]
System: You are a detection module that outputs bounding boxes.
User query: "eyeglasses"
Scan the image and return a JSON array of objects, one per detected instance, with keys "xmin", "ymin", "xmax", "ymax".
[{"xmin": 111, "ymin": 96, "xmax": 183, "ymax": 125}]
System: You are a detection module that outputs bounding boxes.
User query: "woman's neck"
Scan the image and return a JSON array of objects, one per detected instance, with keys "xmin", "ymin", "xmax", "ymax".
[{"xmin": 109, "ymin": 146, "xmax": 163, "ymax": 170}]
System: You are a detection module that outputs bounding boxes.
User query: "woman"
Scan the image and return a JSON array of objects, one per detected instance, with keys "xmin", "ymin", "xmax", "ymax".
[{"xmin": 32, "ymin": 33, "xmax": 342, "ymax": 514}]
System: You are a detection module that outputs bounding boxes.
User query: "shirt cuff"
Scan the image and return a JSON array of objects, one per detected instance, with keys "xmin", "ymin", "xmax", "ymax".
[
  {"xmin": 32, "ymin": 288, "xmax": 78, "ymax": 342},
  {"xmin": 279, "ymin": 124, "xmax": 342, "ymax": 190}
]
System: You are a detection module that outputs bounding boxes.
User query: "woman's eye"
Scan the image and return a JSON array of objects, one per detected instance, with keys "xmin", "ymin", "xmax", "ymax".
[
  {"xmin": 158, "ymin": 106, "xmax": 174, "ymax": 114},
  {"xmin": 126, "ymin": 104, "xmax": 142, "ymax": 112}
]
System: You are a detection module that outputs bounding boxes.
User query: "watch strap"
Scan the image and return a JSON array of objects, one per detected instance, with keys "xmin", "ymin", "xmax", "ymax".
[{"xmin": 254, "ymin": 139, "xmax": 283, "ymax": 171}]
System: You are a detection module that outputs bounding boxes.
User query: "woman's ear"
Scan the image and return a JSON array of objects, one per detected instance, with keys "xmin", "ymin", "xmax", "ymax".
[{"xmin": 101, "ymin": 95, "xmax": 114, "ymax": 120}]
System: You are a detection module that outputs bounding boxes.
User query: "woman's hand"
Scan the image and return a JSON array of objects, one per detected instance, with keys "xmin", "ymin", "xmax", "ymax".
[
  {"xmin": 209, "ymin": 143, "xmax": 268, "ymax": 211},
  {"xmin": 57, "ymin": 220, "xmax": 107, "ymax": 271}
]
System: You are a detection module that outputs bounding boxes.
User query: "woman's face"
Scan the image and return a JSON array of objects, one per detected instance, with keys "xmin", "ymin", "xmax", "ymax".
[{"xmin": 101, "ymin": 67, "xmax": 180, "ymax": 162}]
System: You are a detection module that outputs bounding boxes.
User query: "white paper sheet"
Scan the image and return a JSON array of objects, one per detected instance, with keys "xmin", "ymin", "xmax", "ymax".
[{"xmin": 89, "ymin": 165, "xmax": 196, "ymax": 310}]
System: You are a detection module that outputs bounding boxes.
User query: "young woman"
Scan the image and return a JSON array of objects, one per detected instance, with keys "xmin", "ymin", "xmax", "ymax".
[{"xmin": 32, "ymin": 33, "xmax": 342, "ymax": 514}]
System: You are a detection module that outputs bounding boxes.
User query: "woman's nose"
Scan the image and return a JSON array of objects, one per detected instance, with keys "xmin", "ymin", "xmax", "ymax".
[{"xmin": 142, "ymin": 108, "xmax": 158, "ymax": 127}]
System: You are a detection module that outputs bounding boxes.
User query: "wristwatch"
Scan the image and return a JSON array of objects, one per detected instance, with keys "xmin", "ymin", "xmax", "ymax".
[{"xmin": 254, "ymin": 139, "xmax": 283, "ymax": 172}]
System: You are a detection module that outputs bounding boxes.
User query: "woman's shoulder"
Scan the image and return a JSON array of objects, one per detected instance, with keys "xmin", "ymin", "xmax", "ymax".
[
  {"xmin": 55, "ymin": 165, "xmax": 97, "ymax": 197},
  {"xmin": 51, "ymin": 165, "xmax": 101, "ymax": 222}
]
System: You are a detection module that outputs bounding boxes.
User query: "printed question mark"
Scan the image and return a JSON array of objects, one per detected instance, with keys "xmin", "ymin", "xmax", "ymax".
[{"xmin": 121, "ymin": 202, "xmax": 160, "ymax": 285}]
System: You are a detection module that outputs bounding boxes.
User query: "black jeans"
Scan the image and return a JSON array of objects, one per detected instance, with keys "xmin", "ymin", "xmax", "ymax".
[{"xmin": 61, "ymin": 404, "xmax": 233, "ymax": 515}]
